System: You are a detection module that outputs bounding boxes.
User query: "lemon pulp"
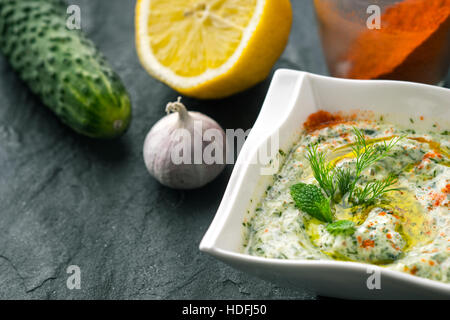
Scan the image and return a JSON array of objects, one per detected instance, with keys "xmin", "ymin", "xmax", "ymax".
[{"xmin": 148, "ymin": 0, "xmax": 257, "ymax": 77}]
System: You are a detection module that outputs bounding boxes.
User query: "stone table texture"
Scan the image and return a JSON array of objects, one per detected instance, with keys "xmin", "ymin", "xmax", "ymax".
[{"xmin": 0, "ymin": 0, "xmax": 448, "ymax": 300}]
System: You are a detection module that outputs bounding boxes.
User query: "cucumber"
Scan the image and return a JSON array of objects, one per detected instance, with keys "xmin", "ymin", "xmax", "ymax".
[{"xmin": 0, "ymin": 0, "xmax": 131, "ymax": 138}]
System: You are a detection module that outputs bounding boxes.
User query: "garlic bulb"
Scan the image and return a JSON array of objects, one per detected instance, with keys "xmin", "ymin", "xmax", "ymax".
[{"xmin": 143, "ymin": 97, "xmax": 226, "ymax": 189}]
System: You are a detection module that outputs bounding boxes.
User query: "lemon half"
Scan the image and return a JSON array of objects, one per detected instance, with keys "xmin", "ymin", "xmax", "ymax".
[{"xmin": 136, "ymin": 0, "xmax": 292, "ymax": 99}]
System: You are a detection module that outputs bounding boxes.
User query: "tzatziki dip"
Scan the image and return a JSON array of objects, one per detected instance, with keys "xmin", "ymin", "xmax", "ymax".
[{"xmin": 244, "ymin": 112, "xmax": 449, "ymax": 283}]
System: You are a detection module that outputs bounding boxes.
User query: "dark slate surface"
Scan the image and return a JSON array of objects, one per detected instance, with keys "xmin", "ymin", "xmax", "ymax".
[{"xmin": 0, "ymin": 1, "xmax": 447, "ymax": 300}]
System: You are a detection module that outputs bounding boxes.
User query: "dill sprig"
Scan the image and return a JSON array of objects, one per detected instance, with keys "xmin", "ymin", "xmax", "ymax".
[
  {"xmin": 347, "ymin": 128, "xmax": 405, "ymax": 200},
  {"xmin": 305, "ymin": 127, "xmax": 404, "ymax": 205},
  {"xmin": 334, "ymin": 166, "xmax": 352, "ymax": 197},
  {"xmin": 306, "ymin": 145, "xmax": 335, "ymax": 197},
  {"xmin": 353, "ymin": 173, "xmax": 400, "ymax": 205}
]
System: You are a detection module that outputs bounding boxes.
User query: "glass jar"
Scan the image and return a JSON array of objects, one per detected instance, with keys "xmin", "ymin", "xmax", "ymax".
[{"xmin": 313, "ymin": 0, "xmax": 450, "ymax": 85}]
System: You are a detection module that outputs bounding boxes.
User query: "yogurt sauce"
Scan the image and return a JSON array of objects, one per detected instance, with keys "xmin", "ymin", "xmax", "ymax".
[{"xmin": 244, "ymin": 119, "xmax": 449, "ymax": 283}]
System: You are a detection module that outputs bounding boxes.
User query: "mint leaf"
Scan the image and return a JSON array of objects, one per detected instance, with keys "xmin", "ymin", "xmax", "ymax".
[
  {"xmin": 290, "ymin": 183, "xmax": 332, "ymax": 223},
  {"xmin": 326, "ymin": 220, "xmax": 356, "ymax": 236}
]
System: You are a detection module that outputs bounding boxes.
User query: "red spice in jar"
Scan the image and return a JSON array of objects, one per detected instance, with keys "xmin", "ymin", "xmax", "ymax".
[{"xmin": 345, "ymin": 0, "xmax": 450, "ymax": 84}]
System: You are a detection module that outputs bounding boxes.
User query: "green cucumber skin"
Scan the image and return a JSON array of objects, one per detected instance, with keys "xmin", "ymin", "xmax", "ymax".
[{"xmin": 0, "ymin": 0, "xmax": 131, "ymax": 138}]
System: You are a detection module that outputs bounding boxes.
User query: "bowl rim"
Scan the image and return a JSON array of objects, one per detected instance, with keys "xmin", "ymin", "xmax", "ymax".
[{"xmin": 199, "ymin": 69, "xmax": 450, "ymax": 293}]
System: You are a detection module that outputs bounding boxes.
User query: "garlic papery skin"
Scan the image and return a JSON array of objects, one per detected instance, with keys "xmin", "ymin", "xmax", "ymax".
[{"xmin": 143, "ymin": 98, "xmax": 226, "ymax": 189}]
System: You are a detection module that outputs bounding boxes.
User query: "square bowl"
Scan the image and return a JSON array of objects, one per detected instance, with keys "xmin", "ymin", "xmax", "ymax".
[{"xmin": 199, "ymin": 70, "xmax": 450, "ymax": 299}]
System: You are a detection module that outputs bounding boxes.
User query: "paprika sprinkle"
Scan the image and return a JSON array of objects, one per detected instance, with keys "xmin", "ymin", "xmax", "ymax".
[
  {"xmin": 344, "ymin": 0, "xmax": 450, "ymax": 84},
  {"xmin": 303, "ymin": 110, "xmax": 345, "ymax": 132}
]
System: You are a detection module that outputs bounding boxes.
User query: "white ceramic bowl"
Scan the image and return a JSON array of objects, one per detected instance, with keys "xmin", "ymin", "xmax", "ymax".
[{"xmin": 200, "ymin": 70, "xmax": 450, "ymax": 299}]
